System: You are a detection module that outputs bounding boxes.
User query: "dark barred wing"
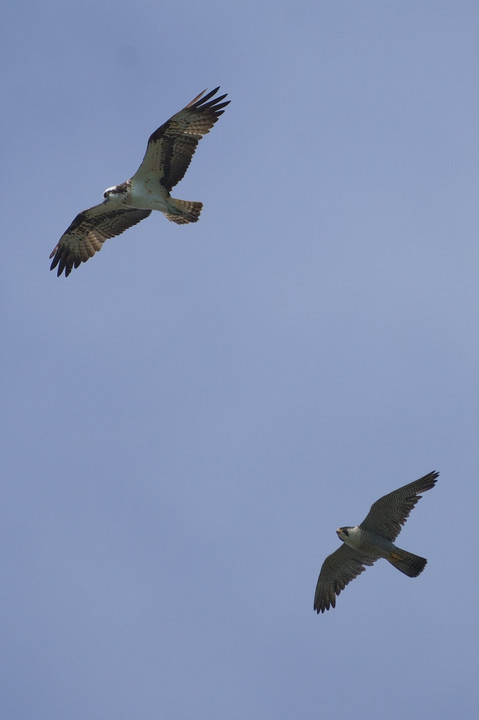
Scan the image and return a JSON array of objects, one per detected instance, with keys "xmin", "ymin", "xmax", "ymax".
[
  {"xmin": 360, "ymin": 471, "xmax": 439, "ymax": 542},
  {"xmin": 134, "ymin": 87, "xmax": 230, "ymax": 192},
  {"xmin": 50, "ymin": 205, "xmax": 151, "ymax": 277},
  {"xmin": 314, "ymin": 544, "xmax": 377, "ymax": 613}
]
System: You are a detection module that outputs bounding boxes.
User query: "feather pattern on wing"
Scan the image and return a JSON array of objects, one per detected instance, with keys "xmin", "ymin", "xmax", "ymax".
[
  {"xmin": 49, "ymin": 205, "xmax": 151, "ymax": 277},
  {"xmin": 134, "ymin": 87, "xmax": 230, "ymax": 192},
  {"xmin": 314, "ymin": 544, "xmax": 377, "ymax": 613},
  {"xmin": 359, "ymin": 471, "xmax": 439, "ymax": 542}
]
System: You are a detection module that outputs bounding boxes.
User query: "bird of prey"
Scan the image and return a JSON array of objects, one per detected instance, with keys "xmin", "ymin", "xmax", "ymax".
[
  {"xmin": 49, "ymin": 87, "xmax": 230, "ymax": 277},
  {"xmin": 314, "ymin": 471, "xmax": 439, "ymax": 613}
]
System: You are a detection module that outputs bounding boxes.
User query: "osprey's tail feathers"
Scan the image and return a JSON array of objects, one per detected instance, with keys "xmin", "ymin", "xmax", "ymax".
[
  {"xmin": 387, "ymin": 549, "xmax": 427, "ymax": 578},
  {"xmin": 165, "ymin": 199, "xmax": 203, "ymax": 224}
]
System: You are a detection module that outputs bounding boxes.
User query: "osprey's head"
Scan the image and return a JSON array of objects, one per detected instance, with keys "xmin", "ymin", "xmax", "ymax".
[{"xmin": 103, "ymin": 183, "xmax": 128, "ymax": 200}]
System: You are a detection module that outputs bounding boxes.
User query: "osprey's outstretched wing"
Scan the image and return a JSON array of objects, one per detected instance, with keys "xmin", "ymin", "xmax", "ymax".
[
  {"xmin": 133, "ymin": 87, "xmax": 230, "ymax": 192},
  {"xmin": 50, "ymin": 205, "xmax": 151, "ymax": 277}
]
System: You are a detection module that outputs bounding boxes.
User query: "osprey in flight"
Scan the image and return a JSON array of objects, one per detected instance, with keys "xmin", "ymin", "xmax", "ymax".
[
  {"xmin": 314, "ymin": 471, "xmax": 439, "ymax": 613},
  {"xmin": 50, "ymin": 87, "xmax": 229, "ymax": 277}
]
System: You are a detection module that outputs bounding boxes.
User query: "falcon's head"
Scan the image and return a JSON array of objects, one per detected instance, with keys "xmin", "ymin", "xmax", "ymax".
[
  {"xmin": 337, "ymin": 526, "xmax": 362, "ymax": 549},
  {"xmin": 336, "ymin": 527, "xmax": 352, "ymax": 541}
]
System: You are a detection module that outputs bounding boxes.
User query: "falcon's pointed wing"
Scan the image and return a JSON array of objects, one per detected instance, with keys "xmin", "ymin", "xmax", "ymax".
[
  {"xmin": 133, "ymin": 87, "xmax": 230, "ymax": 192},
  {"xmin": 360, "ymin": 471, "xmax": 439, "ymax": 542},
  {"xmin": 314, "ymin": 544, "xmax": 377, "ymax": 613},
  {"xmin": 50, "ymin": 204, "xmax": 151, "ymax": 277}
]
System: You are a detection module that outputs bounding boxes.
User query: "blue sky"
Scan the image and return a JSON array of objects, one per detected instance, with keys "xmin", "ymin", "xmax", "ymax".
[{"xmin": 2, "ymin": 1, "xmax": 479, "ymax": 717}]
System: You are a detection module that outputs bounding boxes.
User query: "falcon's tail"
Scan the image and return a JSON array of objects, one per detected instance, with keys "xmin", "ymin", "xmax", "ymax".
[
  {"xmin": 387, "ymin": 549, "xmax": 427, "ymax": 578},
  {"xmin": 165, "ymin": 199, "xmax": 203, "ymax": 224}
]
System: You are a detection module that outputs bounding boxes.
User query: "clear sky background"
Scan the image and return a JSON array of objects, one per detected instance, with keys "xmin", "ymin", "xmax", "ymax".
[{"xmin": 2, "ymin": 2, "xmax": 479, "ymax": 718}]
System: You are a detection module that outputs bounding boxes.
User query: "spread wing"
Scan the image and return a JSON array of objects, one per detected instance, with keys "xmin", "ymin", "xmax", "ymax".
[
  {"xmin": 133, "ymin": 87, "xmax": 230, "ymax": 192},
  {"xmin": 360, "ymin": 471, "xmax": 439, "ymax": 542},
  {"xmin": 314, "ymin": 544, "xmax": 377, "ymax": 613},
  {"xmin": 50, "ymin": 204, "xmax": 151, "ymax": 277}
]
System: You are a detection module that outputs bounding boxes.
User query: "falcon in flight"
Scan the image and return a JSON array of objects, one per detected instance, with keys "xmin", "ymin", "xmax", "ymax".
[
  {"xmin": 314, "ymin": 471, "xmax": 439, "ymax": 613},
  {"xmin": 49, "ymin": 87, "xmax": 229, "ymax": 277}
]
